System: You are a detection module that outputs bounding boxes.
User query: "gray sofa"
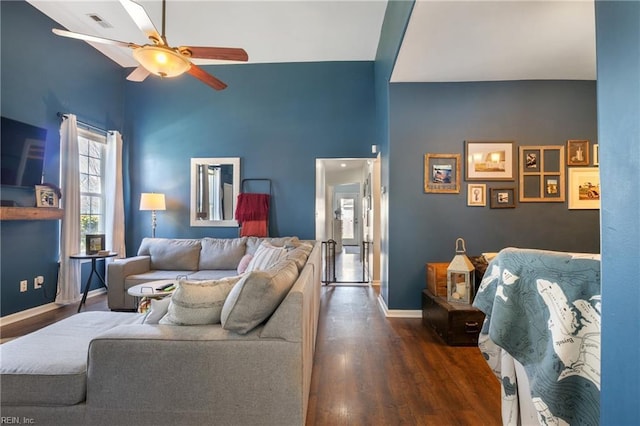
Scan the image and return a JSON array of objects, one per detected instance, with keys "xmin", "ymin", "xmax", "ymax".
[
  {"xmin": 0, "ymin": 240, "xmax": 322, "ymax": 426},
  {"xmin": 108, "ymin": 236, "xmax": 303, "ymax": 310}
]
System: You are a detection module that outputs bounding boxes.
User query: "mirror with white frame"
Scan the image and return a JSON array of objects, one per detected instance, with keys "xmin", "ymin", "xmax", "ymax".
[{"xmin": 190, "ymin": 157, "xmax": 240, "ymax": 227}]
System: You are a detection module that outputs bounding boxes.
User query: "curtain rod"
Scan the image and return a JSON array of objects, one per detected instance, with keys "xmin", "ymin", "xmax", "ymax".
[{"xmin": 57, "ymin": 112, "xmax": 110, "ymax": 135}]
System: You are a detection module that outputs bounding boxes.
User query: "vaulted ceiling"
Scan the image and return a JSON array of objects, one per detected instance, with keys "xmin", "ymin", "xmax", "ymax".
[{"xmin": 27, "ymin": 0, "xmax": 596, "ymax": 82}]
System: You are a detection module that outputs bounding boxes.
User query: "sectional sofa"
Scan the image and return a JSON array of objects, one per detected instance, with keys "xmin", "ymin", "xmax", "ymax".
[
  {"xmin": 0, "ymin": 238, "xmax": 322, "ymax": 425},
  {"xmin": 108, "ymin": 236, "xmax": 305, "ymax": 310}
]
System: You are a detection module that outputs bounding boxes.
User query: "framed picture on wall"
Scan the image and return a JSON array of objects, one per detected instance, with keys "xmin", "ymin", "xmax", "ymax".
[
  {"xmin": 490, "ymin": 187, "xmax": 516, "ymax": 209},
  {"xmin": 593, "ymin": 144, "xmax": 599, "ymax": 166},
  {"xmin": 465, "ymin": 141, "xmax": 515, "ymax": 181},
  {"xmin": 567, "ymin": 140, "xmax": 590, "ymax": 166},
  {"xmin": 467, "ymin": 184, "xmax": 486, "ymax": 206},
  {"xmin": 519, "ymin": 145, "xmax": 565, "ymax": 202},
  {"xmin": 424, "ymin": 153, "xmax": 461, "ymax": 194},
  {"xmin": 568, "ymin": 167, "xmax": 600, "ymax": 210}
]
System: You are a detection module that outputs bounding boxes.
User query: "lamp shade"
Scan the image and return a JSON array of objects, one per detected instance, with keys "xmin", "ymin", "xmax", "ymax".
[
  {"xmin": 133, "ymin": 46, "xmax": 191, "ymax": 78},
  {"xmin": 140, "ymin": 193, "xmax": 166, "ymax": 211}
]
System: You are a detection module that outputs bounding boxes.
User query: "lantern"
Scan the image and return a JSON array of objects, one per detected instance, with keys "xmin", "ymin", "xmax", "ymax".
[{"xmin": 447, "ymin": 238, "xmax": 475, "ymax": 304}]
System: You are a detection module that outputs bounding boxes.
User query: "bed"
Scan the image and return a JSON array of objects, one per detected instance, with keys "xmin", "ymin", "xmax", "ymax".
[{"xmin": 473, "ymin": 247, "xmax": 601, "ymax": 425}]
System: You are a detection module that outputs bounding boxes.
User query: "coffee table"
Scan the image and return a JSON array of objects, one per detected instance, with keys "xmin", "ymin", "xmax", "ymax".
[{"xmin": 128, "ymin": 280, "xmax": 176, "ymax": 312}]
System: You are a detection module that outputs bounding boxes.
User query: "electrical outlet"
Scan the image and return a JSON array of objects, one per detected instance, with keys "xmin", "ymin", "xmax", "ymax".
[
  {"xmin": 20, "ymin": 280, "xmax": 28, "ymax": 292},
  {"xmin": 34, "ymin": 275, "xmax": 44, "ymax": 289}
]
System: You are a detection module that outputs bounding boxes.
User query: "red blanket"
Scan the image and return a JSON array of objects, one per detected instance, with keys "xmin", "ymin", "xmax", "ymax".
[{"xmin": 235, "ymin": 193, "xmax": 270, "ymax": 222}]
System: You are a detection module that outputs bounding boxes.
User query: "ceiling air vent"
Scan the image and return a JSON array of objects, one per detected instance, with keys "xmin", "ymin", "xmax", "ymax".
[{"xmin": 87, "ymin": 14, "xmax": 113, "ymax": 29}]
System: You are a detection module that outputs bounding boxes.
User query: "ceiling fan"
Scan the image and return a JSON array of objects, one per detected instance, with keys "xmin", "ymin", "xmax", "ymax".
[{"xmin": 52, "ymin": 0, "xmax": 248, "ymax": 90}]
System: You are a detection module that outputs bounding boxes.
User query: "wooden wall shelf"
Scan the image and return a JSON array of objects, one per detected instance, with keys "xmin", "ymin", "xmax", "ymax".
[{"xmin": 0, "ymin": 207, "xmax": 64, "ymax": 221}]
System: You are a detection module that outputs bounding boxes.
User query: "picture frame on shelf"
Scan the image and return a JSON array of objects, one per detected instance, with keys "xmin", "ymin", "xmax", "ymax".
[
  {"xmin": 85, "ymin": 234, "xmax": 105, "ymax": 255},
  {"xmin": 465, "ymin": 141, "xmax": 515, "ymax": 181},
  {"xmin": 467, "ymin": 184, "xmax": 486, "ymax": 206},
  {"xmin": 490, "ymin": 188, "xmax": 516, "ymax": 209},
  {"xmin": 519, "ymin": 145, "xmax": 565, "ymax": 202},
  {"xmin": 593, "ymin": 144, "xmax": 599, "ymax": 166},
  {"xmin": 567, "ymin": 140, "xmax": 590, "ymax": 166},
  {"xmin": 568, "ymin": 167, "xmax": 600, "ymax": 210},
  {"xmin": 35, "ymin": 185, "xmax": 59, "ymax": 208},
  {"xmin": 424, "ymin": 153, "xmax": 461, "ymax": 194}
]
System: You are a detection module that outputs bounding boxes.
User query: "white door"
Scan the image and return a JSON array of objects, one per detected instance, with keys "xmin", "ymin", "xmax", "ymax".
[{"xmin": 336, "ymin": 192, "xmax": 360, "ymax": 246}]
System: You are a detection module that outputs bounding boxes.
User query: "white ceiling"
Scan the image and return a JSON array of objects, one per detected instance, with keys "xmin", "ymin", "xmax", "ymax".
[{"xmin": 27, "ymin": 0, "xmax": 596, "ymax": 82}]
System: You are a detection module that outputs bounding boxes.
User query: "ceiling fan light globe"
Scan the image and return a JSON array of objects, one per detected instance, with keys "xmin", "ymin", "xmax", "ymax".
[{"xmin": 133, "ymin": 46, "xmax": 191, "ymax": 78}]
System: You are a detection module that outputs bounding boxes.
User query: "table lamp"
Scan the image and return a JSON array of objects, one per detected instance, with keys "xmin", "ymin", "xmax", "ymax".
[{"xmin": 139, "ymin": 193, "xmax": 166, "ymax": 238}]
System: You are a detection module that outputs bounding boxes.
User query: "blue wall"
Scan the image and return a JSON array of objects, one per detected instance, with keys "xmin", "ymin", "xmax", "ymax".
[
  {"xmin": 386, "ymin": 80, "xmax": 600, "ymax": 309},
  {"xmin": 122, "ymin": 61, "xmax": 376, "ymax": 252},
  {"xmin": 596, "ymin": 1, "xmax": 640, "ymax": 424},
  {"xmin": 0, "ymin": 1, "xmax": 125, "ymax": 316},
  {"xmin": 373, "ymin": 0, "xmax": 415, "ymax": 304}
]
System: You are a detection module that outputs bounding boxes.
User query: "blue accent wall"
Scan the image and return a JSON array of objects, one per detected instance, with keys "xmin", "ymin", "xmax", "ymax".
[
  {"xmin": 0, "ymin": 1, "xmax": 124, "ymax": 316},
  {"xmin": 374, "ymin": 0, "xmax": 415, "ymax": 305},
  {"xmin": 596, "ymin": 1, "xmax": 640, "ymax": 424},
  {"xmin": 122, "ymin": 61, "xmax": 376, "ymax": 252},
  {"xmin": 386, "ymin": 80, "xmax": 599, "ymax": 309}
]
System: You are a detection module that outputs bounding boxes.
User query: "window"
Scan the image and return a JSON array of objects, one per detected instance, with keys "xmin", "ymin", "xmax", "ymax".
[{"xmin": 78, "ymin": 128, "xmax": 107, "ymax": 252}]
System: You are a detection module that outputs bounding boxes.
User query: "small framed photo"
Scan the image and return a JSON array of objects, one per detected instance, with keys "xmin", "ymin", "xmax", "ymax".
[
  {"xmin": 85, "ymin": 234, "xmax": 105, "ymax": 255},
  {"xmin": 35, "ymin": 185, "xmax": 59, "ymax": 208},
  {"xmin": 465, "ymin": 141, "xmax": 515, "ymax": 181},
  {"xmin": 467, "ymin": 184, "xmax": 486, "ymax": 206},
  {"xmin": 424, "ymin": 153, "xmax": 461, "ymax": 194},
  {"xmin": 567, "ymin": 140, "xmax": 590, "ymax": 166},
  {"xmin": 568, "ymin": 167, "xmax": 600, "ymax": 210},
  {"xmin": 490, "ymin": 188, "xmax": 516, "ymax": 209},
  {"xmin": 593, "ymin": 144, "xmax": 599, "ymax": 166}
]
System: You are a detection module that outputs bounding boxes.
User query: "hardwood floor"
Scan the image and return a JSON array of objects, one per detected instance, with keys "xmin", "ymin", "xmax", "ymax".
[
  {"xmin": 306, "ymin": 286, "xmax": 501, "ymax": 425},
  {"xmin": 0, "ymin": 287, "xmax": 501, "ymax": 425}
]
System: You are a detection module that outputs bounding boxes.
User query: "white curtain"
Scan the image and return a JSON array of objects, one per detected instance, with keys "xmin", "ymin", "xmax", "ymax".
[
  {"xmin": 56, "ymin": 115, "xmax": 81, "ymax": 305},
  {"xmin": 105, "ymin": 131, "xmax": 126, "ymax": 258}
]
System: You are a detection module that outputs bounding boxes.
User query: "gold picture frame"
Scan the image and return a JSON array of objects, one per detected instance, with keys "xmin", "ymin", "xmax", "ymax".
[
  {"xmin": 467, "ymin": 184, "xmax": 486, "ymax": 206},
  {"xmin": 424, "ymin": 153, "xmax": 461, "ymax": 194},
  {"xmin": 519, "ymin": 146, "xmax": 565, "ymax": 202}
]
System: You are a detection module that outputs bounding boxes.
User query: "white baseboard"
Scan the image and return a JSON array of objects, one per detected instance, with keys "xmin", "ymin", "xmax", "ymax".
[
  {"xmin": 0, "ymin": 288, "xmax": 107, "ymax": 327},
  {"xmin": 377, "ymin": 294, "xmax": 422, "ymax": 318}
]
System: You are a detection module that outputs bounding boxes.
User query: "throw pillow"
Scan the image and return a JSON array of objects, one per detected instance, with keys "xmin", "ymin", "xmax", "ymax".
[
  {"xmin": 221, "ymin": 260, "xmax": 298, "ymax": 334},
  {"xmin": 142, "ymin": 297, "xmax": 172, "ymax": 324},
  {"xmin": 237, "ymin": 254, "xmax": 253, "ymax": 274},
  {"xmin": 245, "ymin": 241, "xmax": 287, "ymax": 273},
  {"xmin": 138, "ymin": 238, "xmax": 201, "ymax": 271},
  {"xmin": 159, "ymin": 276, "xmax": 241, "ymax": 326},
  {"xmin": 199, "ymin": 237, "xmax": 247, "ymax": 270}
]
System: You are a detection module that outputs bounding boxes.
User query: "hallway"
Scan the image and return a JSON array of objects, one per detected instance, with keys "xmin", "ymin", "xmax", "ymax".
[{"xmin": 325, "ymin": 244, "xmax": 370, "ymax": 285}]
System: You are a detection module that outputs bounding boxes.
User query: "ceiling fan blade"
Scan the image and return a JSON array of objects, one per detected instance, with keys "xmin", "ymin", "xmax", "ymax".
[
  {"xmin": 119, "ymin": 0, "xmax": 164, "ymax": 45},
  {"xmin": 187, "ymin": 64, "xmax": 227, "ymax": 91},
  {"xmin": 126, "ymin": 66, "xmax": 151, "ymax": 82},
  {"xmin": 52, "ymin": 28, "xmax": 135, "ymax": 49},
  {"xmin": 184, "ymin": 47, "xmax": 249, "ymax": 62}
]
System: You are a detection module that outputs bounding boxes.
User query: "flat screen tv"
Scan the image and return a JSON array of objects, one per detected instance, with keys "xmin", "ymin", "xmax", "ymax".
[{"xmin": 1, "ymin": 117, "xmax": 48, "ymax": 187}]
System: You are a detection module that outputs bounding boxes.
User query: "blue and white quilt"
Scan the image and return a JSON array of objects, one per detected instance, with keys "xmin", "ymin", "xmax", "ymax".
[{"xmin": 473, "ymin": 248, "xmax": 601, "ymax": 426}]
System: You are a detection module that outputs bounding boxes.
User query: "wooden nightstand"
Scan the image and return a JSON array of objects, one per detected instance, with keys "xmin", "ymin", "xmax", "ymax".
[{"xmin": 421, "ymin": 289, "xmax": 485, "ymax": 346}]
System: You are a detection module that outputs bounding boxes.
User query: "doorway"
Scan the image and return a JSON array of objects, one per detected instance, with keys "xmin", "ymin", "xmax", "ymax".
[{"xmin": 315, "ymin": 157, "xmax": 381, "ymax": 285}]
